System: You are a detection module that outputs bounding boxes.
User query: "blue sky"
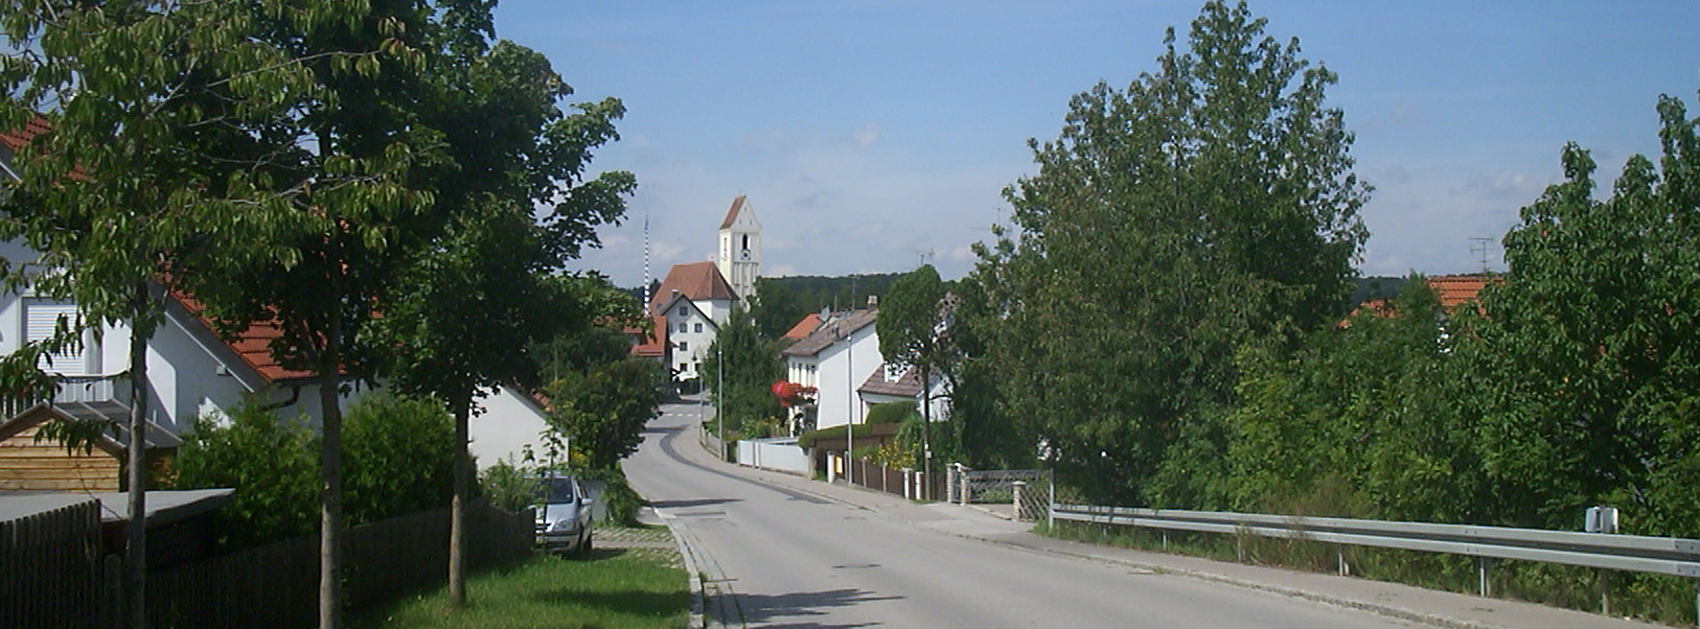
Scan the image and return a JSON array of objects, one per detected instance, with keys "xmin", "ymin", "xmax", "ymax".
[{"xmin": 491, "ymin": 1, "xmax": 1700, "ymax": 286}]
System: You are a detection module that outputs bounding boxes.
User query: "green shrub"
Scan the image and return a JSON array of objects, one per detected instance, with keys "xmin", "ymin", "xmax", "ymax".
[
  {"xmin": 172, "ymin": 393, "xmax": 459, "ymax": 550},
  {"xmin": 864, "ymin": 401, "xmax": 916, "ymax": 425},
  {"xmin": 574, "ymin": 467, "xmax": 641, "ymax": 525},
  {"xmin": 170, "ymin": 402, "xmax": 319, "ymax": 548},
  {"xmin": 343, "ymin": 393, "xmax": 455, "ymax": 525},
  {"xmin": 479, "ymin": 458, "xmax": 539, "ymax": 513},
  {"xmin": 797, "ymin": 423, "xmax": 878, "ymax": 450}
]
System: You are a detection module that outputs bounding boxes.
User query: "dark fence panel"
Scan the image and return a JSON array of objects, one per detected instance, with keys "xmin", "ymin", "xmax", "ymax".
[
  {"xmin": 146, "ymin": 501, "xmax": 532, "ymax": 629},
  {"xmin": 1, "ymin": 499, "xmax": 103, "ymax": 629},
  {"xmin": 846, "ymin": 460, "xmax": 943, "ymax": 501}
]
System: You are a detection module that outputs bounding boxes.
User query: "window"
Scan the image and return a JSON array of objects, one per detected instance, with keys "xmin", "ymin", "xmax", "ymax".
[
  {"xmin": 678, "ymin": 305, "xmax": 687, "ymax": 316},
  {"xmin": 679, "ymin": 363, "xmax": 687, "ymax": 371},
  {"xmin": 677, "ymin": 341, "xmax": 688, "ymax": 352},
  {"xmin": 694, "ymin": 323, "xmax": 703, "ymax": 333},
  {"xmin": 678, "ymin": 322, "xmax": 688, "ymax": 333}
]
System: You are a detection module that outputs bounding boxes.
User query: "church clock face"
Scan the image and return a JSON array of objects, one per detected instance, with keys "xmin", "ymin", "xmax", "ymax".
[{"xmin": 740, "ymin": 248, "xmax": 751, "ymax": 260}]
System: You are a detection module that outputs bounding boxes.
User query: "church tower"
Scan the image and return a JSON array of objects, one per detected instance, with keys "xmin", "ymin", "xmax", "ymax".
[{"xmin": 716, "ymin": 195, "xmax": 760, "ymax": 306}]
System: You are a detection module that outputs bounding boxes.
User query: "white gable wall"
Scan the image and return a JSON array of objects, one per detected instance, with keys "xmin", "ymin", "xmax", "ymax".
[{"xmin": 811, "ymin": 324, "xmax": 883, "ymax": 430}]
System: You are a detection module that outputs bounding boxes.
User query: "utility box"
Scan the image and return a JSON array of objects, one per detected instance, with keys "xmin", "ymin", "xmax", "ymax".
[{"xmin": 1584, "ymin": 506, "xmax": 1619, "ymax": 534}]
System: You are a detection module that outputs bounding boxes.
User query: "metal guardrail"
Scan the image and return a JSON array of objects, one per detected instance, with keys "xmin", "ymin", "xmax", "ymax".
[{"xmin": 1051, "ymin": 505, "xmax": 1700, "ymax": 579}]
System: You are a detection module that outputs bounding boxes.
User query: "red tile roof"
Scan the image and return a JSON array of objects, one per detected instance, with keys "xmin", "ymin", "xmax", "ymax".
[
  {"xmin": 1427, "ymin": 274, "xmax": 1494, "ymax": 310},
  {"xmin": 170, "ymin": 293, "xmax": 319, "ymax": 383},
  {"xmin": 0, "ymin": 116, "xmax": 51, "ymax": 152},
  {"xmin": 1341, "ymin": 274, "xmax": 1497, "ymax": 325},
  {"xmin": 628, "ymin": 315, "xmax": 668, "ymax": 358},
  {"xmin": 781, "ymin": 313, "xmax": 822, "ymax": 342},
  {"xmin": 719, "ymin": 195, "xmax": 748, "ymax": 230},
  {"xmin": 781, "ymin": 309, "xmax": 878, "ymax": 358},
  {"xmin": 649, "ymin": 262, "xmax": 735, "ymax": 314}
]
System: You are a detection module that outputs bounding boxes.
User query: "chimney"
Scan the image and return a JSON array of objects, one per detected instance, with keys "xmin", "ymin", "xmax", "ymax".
[{"xmin": 867, "ymin": 295, "xmax": 878, "ymax": 309}]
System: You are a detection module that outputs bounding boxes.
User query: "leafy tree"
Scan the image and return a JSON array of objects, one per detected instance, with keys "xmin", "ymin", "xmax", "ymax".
[
  {"xmin": 702, "ymin": 306, "xmax": 783, "ymax": 437},
  {"xmin": 877, "ymin": 264, "xmax": 951, "ymax": 485},
  {"xmin": 371, "ymin": 26, "xmax": 633, "ymax": 601},
  {"xmin": 978, "ymin": 1, "xmax": 1368, "ymax": 504},
  {"xmin": 1222, "ymin": 279, "xmax": 1482, "ymax": 521},
  {"xmin": 550, "ymin": 358, "xmax": 665, "ymax": 470},
  {"xmin": 1462, "ymin": 93, "xmax": 1700, "ymax": 535},
  {"xmin": 753, "ymin": 274, "xmax": 902, "ymax": 339},
  {"xmin": 176, "ymin": 6, "xmax": 441, "ymax": 626},
  {"xmin": 0, "ymin": 2, "xmax": 354, "ymax": 624}
]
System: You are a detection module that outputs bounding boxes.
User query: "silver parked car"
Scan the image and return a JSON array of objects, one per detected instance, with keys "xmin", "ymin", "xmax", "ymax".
[{"xmin": 534, "ymin": 474, "xmax": 593, "ymax": 555}]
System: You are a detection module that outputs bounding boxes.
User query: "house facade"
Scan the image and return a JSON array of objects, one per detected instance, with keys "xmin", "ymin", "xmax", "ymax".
[
  {"xmin": 781, "ymin": 305, "xmax": 882, "ymax": 432},
  {"xmin": 647, "ymin": 261, "xmax": 738, "ymax": 382}
]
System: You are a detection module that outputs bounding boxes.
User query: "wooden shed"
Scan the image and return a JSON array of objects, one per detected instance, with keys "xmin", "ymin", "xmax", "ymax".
[{"xmin": 0, "ymin": 402, "xmax": 179, "ymax": 492}]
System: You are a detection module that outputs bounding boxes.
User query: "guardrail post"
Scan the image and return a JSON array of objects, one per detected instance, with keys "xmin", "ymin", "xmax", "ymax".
[
  {"xmin": 914, "ymin": 471, "xmax": 924, "ymax": 501},
  {"xmin": 1337, "ymin": 546, "xmax": 1348, "ymax": 576},
  {"xmin": 1476, "ymin": 557, "xmax": 1494, "ymax": 597},
  {"xmin": 1012, "ymin": 481, "xmax": 1026, "ymax": 521},
  {"xmin": 901, "ymin": 468, "xmax": 912, "ymax": 500}
]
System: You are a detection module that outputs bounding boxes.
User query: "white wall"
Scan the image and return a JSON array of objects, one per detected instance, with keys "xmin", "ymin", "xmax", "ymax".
[
  {"xmin": 736, "ymin": 437, "xmax": 809, "ymax": 475},
  {"xmin": 812, "ymin": 325, "xmax": 883, "ymax": 430},
  {"xmin": 468, "ymin": 385, "xmax": 552, "ymax": 470},
  {"xmin": 665, "ymin": 300, "xmax": 718, "ymax": 380}
]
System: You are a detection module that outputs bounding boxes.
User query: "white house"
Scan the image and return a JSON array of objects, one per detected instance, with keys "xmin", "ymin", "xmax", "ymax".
[
  {"xmin": 648, "ymin": 261, "xmax": 737, "ymax": 381},
  {"xmin": 781, "ymin": 305, "xmax": 882, "ymax": 431},
  {"xmin": 856, "ymin": 363, "xmax": 951, "ymax": 421}
]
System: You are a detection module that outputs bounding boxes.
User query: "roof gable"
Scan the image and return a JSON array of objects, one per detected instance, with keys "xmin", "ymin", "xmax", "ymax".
[
  {"xmin": 649, "ymin": 262, "xmax": 736, "ymax": 314},
  {"xmin": 781, "ymin": 313, "xmax": 822, "ymax": 341},
  {"xmin": 782, "ymin": 309, "xmax": 877, "ymax": 357}
]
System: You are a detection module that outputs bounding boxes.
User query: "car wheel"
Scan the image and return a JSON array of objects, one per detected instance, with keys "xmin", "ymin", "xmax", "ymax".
[{"xmin": 578, "ymin": 532, "xmax": 593, "ymax": 557}]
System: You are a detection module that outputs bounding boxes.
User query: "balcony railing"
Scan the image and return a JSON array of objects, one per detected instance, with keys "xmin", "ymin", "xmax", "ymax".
[{"xmin": 2, "ymin": 374, "xmax": 130, "ymax": 420}]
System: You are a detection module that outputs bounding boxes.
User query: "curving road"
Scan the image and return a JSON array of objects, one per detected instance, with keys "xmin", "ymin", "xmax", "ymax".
[{"xmin": 624, "ymin": 401, "xmax": 1417, "ymax": 628}]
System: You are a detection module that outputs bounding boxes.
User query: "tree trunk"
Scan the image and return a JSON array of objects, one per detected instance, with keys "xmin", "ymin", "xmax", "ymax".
[
  {"xmin": 317, "ymin": 313, "xmax": 344, "ymax": 629},
  {"xmin": 448, "ymin": 392, "xmax": 471, "ymax": 607},
  {"xmin": 124, "ymin": 280, "xmax": 153, "ymax": 629}
]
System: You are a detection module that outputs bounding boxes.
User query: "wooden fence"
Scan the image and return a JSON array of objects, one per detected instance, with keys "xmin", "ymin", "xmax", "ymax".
[
  {"xmin": 4, "ymin": 501, "xmax": 533, "ymax": 629},
  {"xmin": 1, "ymin": 499, "xmax": 106, "ymax": 629},
  {"xmin": 848, "ymin": 459, "xmax": 944, "ymax": 501}
]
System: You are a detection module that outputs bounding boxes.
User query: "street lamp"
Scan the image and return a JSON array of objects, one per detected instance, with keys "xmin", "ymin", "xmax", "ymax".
[
  {"xmin": 716, "ymin": 342, "xmax": 724, "ymax": 461},
  {"xmin": 839, "ymin": 321, "xmax": 853, "ymax": 487}
]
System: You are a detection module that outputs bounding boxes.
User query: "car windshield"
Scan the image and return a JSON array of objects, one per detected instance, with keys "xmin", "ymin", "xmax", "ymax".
[{"xmin": 535, "ymin": 478, "xmax": 575, "ymax": 503}]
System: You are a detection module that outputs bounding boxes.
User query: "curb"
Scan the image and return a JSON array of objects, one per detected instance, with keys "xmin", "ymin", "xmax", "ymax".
[{"xmin": 653, "ymin": 508, "xmax": 706, "ymax": 629}]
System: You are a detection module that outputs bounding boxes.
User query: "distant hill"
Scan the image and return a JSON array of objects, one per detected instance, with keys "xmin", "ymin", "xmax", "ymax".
[
  {"xmin": 753, "ymin": 273, "xmax": 902, "ymax": 338},
  {"xmin": 1351, "ymin": 276, "xmax": 1407, "ymax": 307}
]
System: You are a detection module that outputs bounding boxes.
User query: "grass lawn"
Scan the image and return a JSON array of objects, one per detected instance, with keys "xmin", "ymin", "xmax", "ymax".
[{"xmin": 355, "ymin": 546, "xmax": 690, "ymax": 629}]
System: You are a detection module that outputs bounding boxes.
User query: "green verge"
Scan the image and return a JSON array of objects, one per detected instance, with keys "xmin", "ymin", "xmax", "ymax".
[
  {"xmin": 1039, "ymin": 520, "xmax": 1698, "ymax": 625},
  {"xmin": 354, "ymin": 548, "xmax": 689, "ymax": 629}
]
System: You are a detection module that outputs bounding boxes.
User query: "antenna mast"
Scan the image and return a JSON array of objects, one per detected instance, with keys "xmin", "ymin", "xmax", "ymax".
[
  {"xmin": 1468, "ymin": 237, "xmax": 1494, "ymax": 273},
  {"xmin": 642, "ymin": 213, "xmax": 652, "ymax": 310}
]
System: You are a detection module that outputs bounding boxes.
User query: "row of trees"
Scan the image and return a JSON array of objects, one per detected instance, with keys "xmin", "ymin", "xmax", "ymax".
[
  {"xmin": 945, "ymin": 0, "xmax": 1700, "ymax": 557},
  {"xmin": 0, "ymin": 1, "xmax": 632, "ymax": 626}
]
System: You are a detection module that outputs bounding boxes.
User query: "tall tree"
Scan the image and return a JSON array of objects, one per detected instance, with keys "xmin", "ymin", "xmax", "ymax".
[
  {"xmin": 980, "ymin": 1, "xmax": 1368, "ymax": 504},
  {"xmin": 0, "ymin": 2, "xmax": 347, "ymax": 626},
  {"xmin": 1462, "ymin": 93, "xmax": 1700, "ymax": 534},
  {"xmin": 876, "ymin": 264, "xmax": 950, "ymax": 489},
  {"xmin": 703, "ymin": 306, "xmax": 783, "ymax": 437},
  {"xmin": 180, "ymin": 5, "xmax": 437, "ymax": 626},
  {"xmin": 372, "ymin": 24, "xmax": 633, "ymax": 603}
]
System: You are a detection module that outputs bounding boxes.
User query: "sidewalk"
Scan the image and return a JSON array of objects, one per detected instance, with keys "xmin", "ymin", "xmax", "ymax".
[{"xmin": 712, "ymin": 453, "xmax": 1666, "ymax": 629}]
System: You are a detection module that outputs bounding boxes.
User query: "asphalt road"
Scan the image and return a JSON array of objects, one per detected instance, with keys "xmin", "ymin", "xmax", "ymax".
[{"xmin": 624, "ymin": 401, "xmax": 1419, "ymax": 628}]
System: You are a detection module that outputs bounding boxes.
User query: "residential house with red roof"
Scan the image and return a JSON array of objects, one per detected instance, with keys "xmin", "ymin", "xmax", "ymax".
[
  {"xmin": 0, "ymin": 132, "xmax": 549, "ymax": 489},
  {"xmin": 780, "ymin": 301, "xmax": 884, "ymax": 433}
]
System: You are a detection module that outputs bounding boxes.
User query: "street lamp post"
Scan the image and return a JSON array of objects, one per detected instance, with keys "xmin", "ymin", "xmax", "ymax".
[
  {"xmin": 717, "ymin": 343, "xmax": 724, "ymax": 462},
  {"xmin": 842, "ymin": 322, "xmax": 853, "ymax": 487}
]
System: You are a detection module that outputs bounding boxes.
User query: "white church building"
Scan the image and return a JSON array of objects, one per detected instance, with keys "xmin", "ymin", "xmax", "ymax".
[{"xmin": 635, "ymin": 195, "xmax": 762, "ymax": 382}]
